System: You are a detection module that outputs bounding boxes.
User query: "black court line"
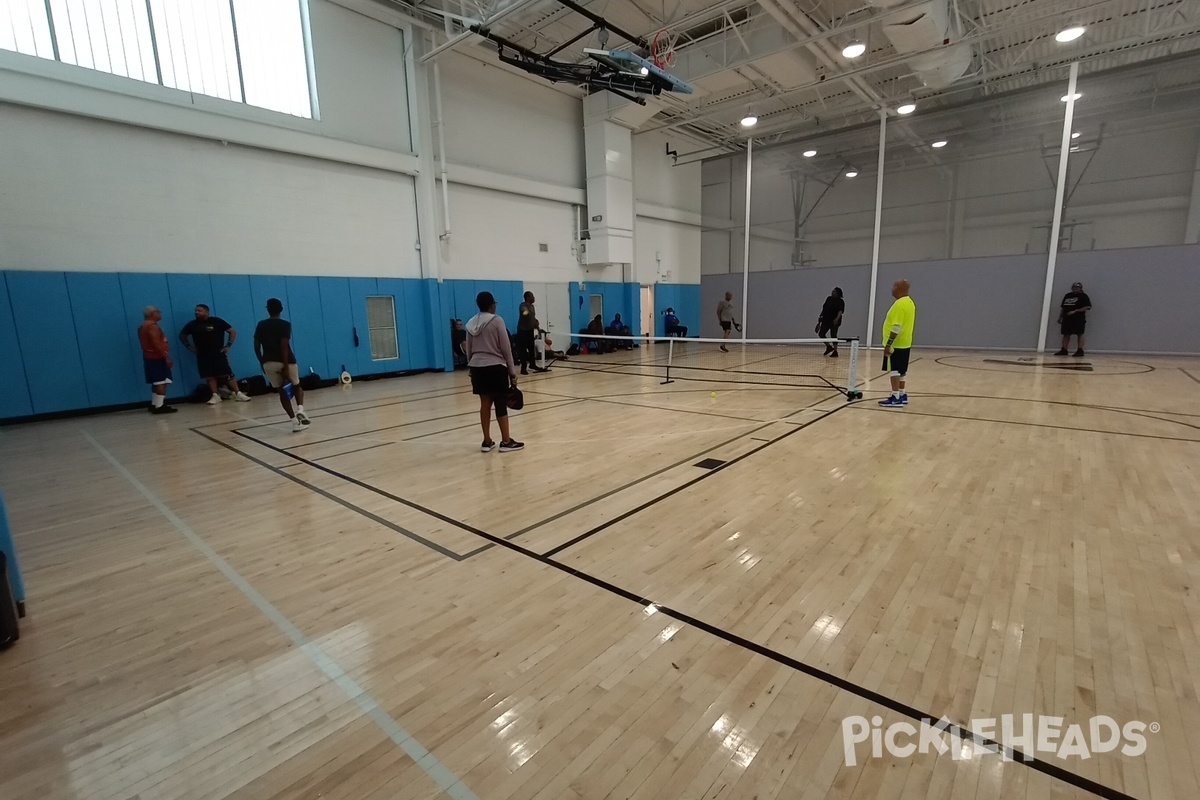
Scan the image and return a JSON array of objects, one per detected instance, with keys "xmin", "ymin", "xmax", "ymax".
[
  {"xmin": 542, "ymin": 402, "xmax": 853, "ymax": 558},
  {"xmin": 197, "ymin": 369, "xmax": 576, "ymax": 432},
  {"xmin": 253, "ymin": 397, "xmax": 571, "ymax": 451},
  {"xmin": 850, "ymin": 404, "xmax": 1200, "ymax": 443},
  {"xmin": 192, "ymin": 430, "xmax": 487, "ymax": 560},
  {"xmin": 1182, "ymin": 368, "xmax": 1200, "ymax": 385},
  {"xmin": 304, "ymin": 441, "xmax": 396, "ymax": 463},
  {"xmin": 199, "ymin": 387, "xmax": 1136, "ymax": 798},
  {"xmin": 232, "ymin": 402, "xmax": 1131, "ymax": 800},
  {"xmin": 401, "ymin": 399, "xmax": 585, "ymax": 442},
  {"xmin": 527, "ymin": 388, "xmax": 773, "ymax": 423},
  {"xmin": 936, "ymin": 355, "xmax": 1155, "ymax": 376},
  {"xmin": 506, "ymin": 390, "xmax": 847, "ymax": 540}
]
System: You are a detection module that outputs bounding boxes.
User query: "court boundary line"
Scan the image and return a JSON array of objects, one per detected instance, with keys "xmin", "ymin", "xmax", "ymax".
[
  {"xmin": 85, "ymin": 434, "xmax": 481, "ymax": 800},
  {"xmin": 193, "ymin": 429, "xmax": 489, "ymax": 560},
  {"xmin": 1182, "ymin": 368, "xmax": 1200, "ymax": 385},
  {"xmin": 189, "ymin": 393, "xmax": 1139, "ymax": 799},
  {"xmin": 217, "ymin": 403, "xmax": 1135, "ymax": 800},
  {"xmin": 849, "ymin": 404, "xmax": 1200, "ymax": 443}
]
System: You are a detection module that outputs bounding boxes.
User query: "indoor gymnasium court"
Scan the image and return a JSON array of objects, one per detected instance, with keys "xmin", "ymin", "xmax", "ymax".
[{"xmin": 2, "ymin": 0, "xmax": 1200, "ymax": 799}]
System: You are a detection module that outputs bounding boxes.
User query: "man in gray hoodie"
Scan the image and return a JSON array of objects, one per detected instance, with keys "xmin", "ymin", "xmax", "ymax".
[{"xmin": 465, "ymin": 291, "xmax": 524, "ymax": 452}]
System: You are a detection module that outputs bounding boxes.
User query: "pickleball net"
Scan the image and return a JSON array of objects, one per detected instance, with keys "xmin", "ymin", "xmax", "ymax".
[{"xmin": 561, "ymin": 334, "xmax": 862, "ymax": 398}]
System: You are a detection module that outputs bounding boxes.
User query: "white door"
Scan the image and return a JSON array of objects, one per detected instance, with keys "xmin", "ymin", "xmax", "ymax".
[
  {"xmin": 524, "ymin": 282, "xmax": 571, "ymax": 341},
  {"xmin": 640, "ymin": 285, "xmax": 654, "ymax": 338},
  {"xmin": 589, "ymin": 294, "xmax": 604, "ymax": 325}
]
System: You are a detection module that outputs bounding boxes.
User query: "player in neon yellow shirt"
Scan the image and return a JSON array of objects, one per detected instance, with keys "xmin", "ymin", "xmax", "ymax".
[{"xmin": 879, "ymin": 279, "xmax": 915, "ymax": 407}]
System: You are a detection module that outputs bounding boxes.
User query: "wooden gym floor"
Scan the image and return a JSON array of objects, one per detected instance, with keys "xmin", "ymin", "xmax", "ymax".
[{"xmin": 1, "ymin": 344, "xmax": 1199, "ymax": 800}]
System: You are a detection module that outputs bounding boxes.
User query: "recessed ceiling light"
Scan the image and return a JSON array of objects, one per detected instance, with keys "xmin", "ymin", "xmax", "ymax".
[
  {"xmin": 803, "ymin": 149, "xmax": 817, "ymax": 157},
  {"xmin": 897, "ymin": 103, "xmax": 916, "ymax": 115},
  {"xmin": 845, "ymin": 170, "xmax": 858, "ymax": 178},
  {"xmin": 740, "ymin": 114, "xmax": 758, "ymax": 127},
  {"xmin": 1055, "ymin": 25, "xmax": 1086, "ymax": 43},
  {"xmin": 1061, "ymin": 93, "xmax": 1082, "ymax": 102},
  {"xmin": 842, "ymin": 41, "xmax": 866, "ymax": 59},
  {"xmin": 931, "ymin": 140, "xmax": 947, "ymax": 148}
]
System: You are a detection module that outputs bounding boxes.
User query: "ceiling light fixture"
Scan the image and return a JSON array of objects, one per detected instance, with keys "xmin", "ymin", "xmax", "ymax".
[
  {"xmin": 1071, "ymin": 131, "xmax": 1081, "ymax": 138},
  {"xmin": 1055, "ymin": 25, "xmax": 1086, "ymax": 43},
  {"xmin": 740, "ymin": 114, "xmax": 758, "ymax": 127},
  {"xmin": 842, "ymin": 41, "xmax": 866, "ymax": 59},
  {"xmin": 803, "ymin": 149, "xmax": 817, "ymax": 157},
  {"xmin": 897, "ymin": 102, "xmax": 916, "ymax": 115},
  {"xmin": 639, "ymin": 66, "xmax": 649, "ymax": 76},
  {"xmin": 1061, "ymin": 93, "xmax": 1082, "ymax": 102},
  {"xmin": 845, "ymin": 170, "xmax": 858, "ymax": 178},
  {"xmin": 931, "ymin": 140, "xmax": 947, "ymax": 148}
]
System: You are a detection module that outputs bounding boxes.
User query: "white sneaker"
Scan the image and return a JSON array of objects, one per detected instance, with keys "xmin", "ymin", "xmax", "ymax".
[
  {"xmin": 233, "ymin": 392, "xmax": 252, "ymax": 402},
  {"xmin": 291, "ymin": 417, "xmax": 305, "ymax": 433},
  {"xmin": 206, "ymin": 394, "xmax": 222, "ymax": 405},
  {"xmin": 295, "ymin": 410, "xmax": 311, "ymax": 426}
]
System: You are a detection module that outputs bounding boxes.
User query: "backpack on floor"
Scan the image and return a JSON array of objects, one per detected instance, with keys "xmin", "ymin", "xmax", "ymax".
[
  {"xmin": 238, "ymin": 375, "xmax": 270, "ymax": 396},
  {"xmin": 0, "ymin": 553, "xmax": 20, "ymax": 648}
]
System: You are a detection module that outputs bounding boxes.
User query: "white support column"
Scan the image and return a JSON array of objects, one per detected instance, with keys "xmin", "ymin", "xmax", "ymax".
[
  {"xmin": 404, "ymin": 28, "xmax": 442, "ymax": 282},
  {"xmin": 865, "ymin": 109, "xmax": 886, "ymax": 349},
  {"xmin": 741, "ymin": 136, "xmax": 752, "ymax": 339},
  {"xmin": 1185, "ymin": 132, "xmax": 1200, "ymax": 244},
  {"xmin": 1036, "ymin": 61, "xmax": 1079, "ymax": 353}
]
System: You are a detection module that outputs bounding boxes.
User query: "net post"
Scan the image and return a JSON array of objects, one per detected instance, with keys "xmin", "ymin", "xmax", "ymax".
[
  {"xmin": 846, "ymin": 338, "xmax": 861, "ymax": 400},
  {"xmin": 661, "ymin": 337, "xmax": 674, "ymax": 384}
]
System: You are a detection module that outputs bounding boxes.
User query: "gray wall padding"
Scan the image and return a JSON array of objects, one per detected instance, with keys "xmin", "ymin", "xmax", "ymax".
[{"xmin": 701, "ymin": 243, "xmax": 1200, "ymax": 353}]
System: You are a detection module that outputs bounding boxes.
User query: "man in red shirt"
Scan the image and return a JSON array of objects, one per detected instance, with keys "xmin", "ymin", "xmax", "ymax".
[{"xmin": 138, "ymin": 306, "xmax": 178, "ymax": 414}]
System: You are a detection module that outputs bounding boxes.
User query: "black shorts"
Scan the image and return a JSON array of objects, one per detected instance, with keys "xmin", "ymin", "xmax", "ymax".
[
  {"xmin": 720, "ymin": 321, "xmax": 732, "ymax": 332},
  {"xmin": 470, "ymin": 365, "xmax": 511, "ymax": 416},
  {"xmin": 883, "ymin": 347, "xmax": 912, "ymax": 376},
  {"xmin": 1061, "ymin": 316, "xmax": 1086, "ymax": 336},
  {"xmin": 197, "ymin": 352, "xmax": 234, "ymax": 379}
]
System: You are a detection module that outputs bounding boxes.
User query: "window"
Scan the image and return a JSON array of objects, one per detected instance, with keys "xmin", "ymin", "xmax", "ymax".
[
  {"xmin": 1, "ymin": 0, "xmax": 314, "ymax": 118},
  {"xmin": 366, "ymin": 296, "xmax": 399, "ymax": 361}
]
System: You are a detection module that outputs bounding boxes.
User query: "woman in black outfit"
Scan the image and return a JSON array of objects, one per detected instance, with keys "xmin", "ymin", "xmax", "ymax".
[{"xmin": 815, "ymin": 287, "xmax": 845, "ymax": 357}]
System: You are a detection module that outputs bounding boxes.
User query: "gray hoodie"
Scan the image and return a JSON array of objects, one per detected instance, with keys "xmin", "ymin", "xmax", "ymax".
[{"xmin": 465, "ymin": 312, "xmax": 517, "ymax": 376}]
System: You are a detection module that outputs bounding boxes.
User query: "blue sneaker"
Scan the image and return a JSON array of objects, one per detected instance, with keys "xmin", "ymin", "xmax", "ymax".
[
  {"xmin": 900, "ymin": 393, "xmax": 908, "ymax": 405},
  {"xmin": 879, "ymin": 396, "xmax": 904, "ymax": 408}
]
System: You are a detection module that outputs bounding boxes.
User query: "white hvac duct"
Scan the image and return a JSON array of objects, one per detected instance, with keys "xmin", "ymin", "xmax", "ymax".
[{"xmin": 865, "ymin": 0, "xmax": 971, "ymax": 89}]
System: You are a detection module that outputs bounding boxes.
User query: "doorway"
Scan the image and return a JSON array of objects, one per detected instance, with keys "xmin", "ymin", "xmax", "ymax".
[
  {"xmin": 640, "ymin": 285, "xmax": 654, "ymax": 339},
  {"xmin": 589, "ymin": 294, "xmax": 603, "ymax": 326}
]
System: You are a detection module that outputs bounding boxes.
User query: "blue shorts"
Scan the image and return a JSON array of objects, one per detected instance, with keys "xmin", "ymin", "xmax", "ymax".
[
  {"xmin": 883, "ymin": 347, "xmax": 911, "ymax": 377},
  {"xmin": 143, "ymin": 358, "xmax": 173, "ymax": 385}
]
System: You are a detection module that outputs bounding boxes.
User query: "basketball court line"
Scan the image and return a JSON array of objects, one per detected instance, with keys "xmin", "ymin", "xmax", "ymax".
[
  {"xmin": 1182, "ymin": 368, "xmax": 1200, "ymax": 384},
  {"xmin": 541, "ymin": 401, "xmax": 852, "ymax": 557},
  {"xmin": 526, "ymin": 387, "xmax": 779, "ymax": 423},
  {"xmin": 848, "ymin": 404, "xmax": 1200, "ymax": 442},
  {"xmin": 193, "ymin": 429, "xmax": 488, "ymax": 560},
  {"xmin": 277, "ymin": 441, "xmax": 396, "ymax": 466},
  {"xmin": 215, "ymin": 413, "xmax": 1134, "ymax": 800},
  {"xmin": 935, "ymin": 355, "xmax": 1156, "ymax": 375},
  {"xmin": 188, "ymin": 388, "xmax": 1141, "ymax": 798},
  {"xmin": 400, "ymin": 399, "xmax": 586, "ymax": 442},
  {"xmin": 85, "ymin": 434, "xmax": 481, "ymax": 800},
  {"xmin": 243, "ymin": 397, "xmax": 576, "ymax": 450}
]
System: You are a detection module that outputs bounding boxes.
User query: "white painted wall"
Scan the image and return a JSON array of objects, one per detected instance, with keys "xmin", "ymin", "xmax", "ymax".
[
  {"xmin": 701, "ymin": 124, "xmax": 1200, "ymax": 272},
  {"xmin": 0, "ymin": 104, "xmax": 422, "ymax": 276},
  {"xmin": 438, "ymin": 183, "xmax": 588, "ymax": 282},
  {"xmin": 438, "ymin": 50, "xmax": 584, "ymax": 189}
]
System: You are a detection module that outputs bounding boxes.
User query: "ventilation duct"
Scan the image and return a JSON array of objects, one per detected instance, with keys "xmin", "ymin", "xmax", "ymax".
[{"xmin": 866, "ymin": 0, "xmax": 971, "ymax": 89}]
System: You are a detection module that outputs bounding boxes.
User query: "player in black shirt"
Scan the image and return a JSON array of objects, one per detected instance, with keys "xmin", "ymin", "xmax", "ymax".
[
  {"xmin": 254, "ymin": 298, "xmax": 311, "ymax": 432},
  {"xmin": 180, "ymin": 305, "xmax": 252, "ymax": 404},
  {"xmin": 815, "ymin": 287, "xmax": 845, "ymax": 357},
  {"xmin": 1056, "ymin": 282, "xmax": 1092, "ymax": 357}
]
